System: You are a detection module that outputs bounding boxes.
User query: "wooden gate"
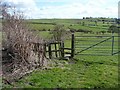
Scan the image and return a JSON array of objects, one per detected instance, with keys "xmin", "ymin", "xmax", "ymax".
[
  {"xmin": 74, "ymin": 35, "xmax": 119, "ymax": 56},
  {"xmin": 44, "ymin": 39, "xmax": 74, "ymax": 59}
]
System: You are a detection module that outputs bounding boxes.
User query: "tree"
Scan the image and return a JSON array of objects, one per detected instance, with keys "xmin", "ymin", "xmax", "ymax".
[
  {"xmin": 108, "ymin": 24, "xmax": 118, "ymax": 33},
  {"xmin": 95, "ymin": 21, "xmax": 97, "ymax": 26},
  {"xmin": 115, "ymin": 18, "xmax": 120, "ymax": 24},
  {"xmin": 51, "ymin": 24, "xmax": 66, "ymax": 41},
  {"xmin": 102, "ymin": 20, "xmax": 105, "ymax": 24},
  {"xmin": 82, "ymin": 22, "xmax": 85, "ymax": 26},
  {"xmin": 83, "ymin": 17, "xmax": 85, "ymax": 19}
]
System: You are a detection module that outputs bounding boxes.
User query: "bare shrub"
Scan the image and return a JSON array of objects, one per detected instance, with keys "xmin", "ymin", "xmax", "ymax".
[
  {"xmin": 50, "ymin": 24, "xmax": 71, "ymax": 42},
  {"xmin": 1, "ymin": 2, "xmax": 47, "ymax": 83}
]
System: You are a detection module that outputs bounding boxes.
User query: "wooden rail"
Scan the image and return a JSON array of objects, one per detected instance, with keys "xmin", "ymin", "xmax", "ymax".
[{"xmin": 43, "ymin": 33, "xmax": 75, "ymax": 59}]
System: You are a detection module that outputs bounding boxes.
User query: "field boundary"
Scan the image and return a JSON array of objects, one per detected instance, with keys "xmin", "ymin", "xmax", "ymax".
[{"xmin": 74, "ymin": 34, "xmax": 119, "ymax": 56}]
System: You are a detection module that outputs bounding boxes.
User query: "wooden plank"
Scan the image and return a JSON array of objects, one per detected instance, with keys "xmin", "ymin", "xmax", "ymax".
[
  {"xmin": 54, "ymin": 43, "xmax": 58, "ymax": 57},
  {"xmin": 76, "ymin": 37, "xmax": 112, "ymax": 54},
  {"xmin": 65, "ymin": 52, "xmax": 71, "ymax": 54},
  {"xmin": 49, "ymin": 42, "xmax": 61, "ymax": 44},
  {"xmin": 111, "ymin": 36, "xmax": 114, "ymax": 55},
  {"xmin": 46, "ymin": 50, "xmax": 61, "ymax": 52},
  {"xmin": 63, "ymin": 48, "xmax": 72, "ymax": 50},
  {"xmin": 48, "ymin": 43, "xmax": 52, "ymax": 59},
  {"xmin": 75, "ymin": 36, "xmax": 112, "ymax": 37},
  {"xmin": 71, "ymin": 33, "xmax": 75, "ymax": 58},
  {"xmin": 59, "ymin": 42, "xmax": 61, "ymax": 57},
  {"xmin": 61, "ymin": 41, "xmax": 64, "ymax": 58}
]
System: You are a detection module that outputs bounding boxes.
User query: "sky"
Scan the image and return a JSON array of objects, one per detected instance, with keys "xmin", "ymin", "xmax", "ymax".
[{"xmin": 3, "ymin": 0, "xmax": 120, "ymax": 19}]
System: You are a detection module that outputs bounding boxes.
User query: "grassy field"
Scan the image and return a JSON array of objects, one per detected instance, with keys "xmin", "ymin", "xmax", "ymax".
[
  {"xmin": 3, "ymin": 37, "xmax": 119, "ymax": 89},
  {"xmin": 27, "ymin": 18, "xmax": 116, "ymax": 32},
  {"xmin": 2, "ymin": 18, "xmax": 119, "ymax": 89},
  {"xmin": 3, "ymin": 55, "xmax": 118, "ymax": 88}
]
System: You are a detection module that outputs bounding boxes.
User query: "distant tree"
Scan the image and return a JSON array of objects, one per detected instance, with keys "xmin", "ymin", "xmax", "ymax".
[
  {"xmin": 83, "ymin": 17, "xmax": 85, "ymax": 19},
  {"xmin": 115, "ymin": 18, "xmax": 120, "ymax": 24},
  {"xmin": 50, "ymin": 24, "xmax": 67, "ymax": 41},
  {"xmin": 100, "ymin": 31, "xmax": 106, "ymax": 34},
  {"xmin": 89, "ymin": 17, "xmax": 92, "ymax": 19},
  {"xmin": 86, "ymin": 17, "xmax": 90, "ymax": 19},
  {"xmin": 82, "ymin": 22, "xmax": 85, "ymax": 26},
  {"xmin": 108, "ymin": 24, "xmax": 118, "ymax": 33},
  {"xmin": 102, "ymin": 20, "xmax": 105, "ymax": 24},
  {"xmin": 95, "ymin": 21, "xmax": 97, "ymax": 26}
]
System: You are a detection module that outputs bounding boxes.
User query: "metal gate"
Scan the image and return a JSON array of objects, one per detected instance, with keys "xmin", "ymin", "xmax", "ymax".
[{"xmin": 74, "ymin": 35, "xmax": 119, "ymax": 56}]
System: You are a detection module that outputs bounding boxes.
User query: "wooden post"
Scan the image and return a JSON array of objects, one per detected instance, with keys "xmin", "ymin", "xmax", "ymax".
[
  {"xmin": 54, "ymin": 42, "xmax": 58, "ymax": 57},
  {"xmin": 118, "ymin": 26, "xmax": 120, "ymax": 56},
  {"xmin": 48, "ymin": 43, "xmax": 52, "ymax": 59},
  {"xmin": 71, "ymin": 33, "xmax": 75, "ymax": 58},
  {"xmin": 34, "ymin": 43, "xmax": 39, "ymax": 52},
  {"xmin": 111, "ymin": 36, "xmax": 114, "ymax": 55},
  {"xmin": 59, "ymin": 42, "xmax": 61, "ymax": 57},
  {"xmin": 43, "ymin": 43, "xmax": 46, "ymax": 57},
  {"xmin": 61, "ymin": 41, "xmax": 64, "ymax": 58}
]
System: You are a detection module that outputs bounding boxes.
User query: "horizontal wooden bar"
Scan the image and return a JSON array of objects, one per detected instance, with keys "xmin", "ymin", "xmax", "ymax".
[
  {"xmin": 75, "ymin": 36, "xmax": 119, "ymax": 37},
  {"xmin": 49, "ymin": 42, "xmax": 61, "ymax": 44},
  {"xmin": 90, "ymin": 49, "xmax": 117, "ymax": 50},
  {"xmin": 63, "ymin": 48, "xmax": 72, "ymax": 50},
  {"xmin": 46, "ymin": 50, "xmax": 61, "ymax": 52},
  {"xmin": 64, "ymin": 52, "xmax": 71, "ymax": 54},
  {"xmin": 75, "ymin": 53, "xmax": 111, "ymax": 56},
  {"xmin": 75, "ymin": 46, "xmax": 111, "ymax": 48}
]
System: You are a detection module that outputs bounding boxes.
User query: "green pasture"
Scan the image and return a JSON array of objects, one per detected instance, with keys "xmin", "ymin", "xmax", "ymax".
[
  {"xmin": 70, "ymin": 24, "xmax": 108, "ymax": 32},
  {"xmin": 2, "ymin": 18, "xmax": 119, "ymax": 89},
  {"xmin": 27, "ymin": 18, "xmax": 116, "ymax": 32},
  {"xmin": 29, "ymin": 23, "xmax": 54, "ymax": 31},
  {"xmin": 3, "ymin": 55, "xmax": 118, "ymax": 88},
  {"xmin": 3, "ymin": 32, "xmax": 119, "ymax": 88}
]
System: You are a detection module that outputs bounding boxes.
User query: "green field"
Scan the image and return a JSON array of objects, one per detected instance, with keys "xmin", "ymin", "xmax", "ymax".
[
  {"xmin": 3, "ymin": 55, "xmax": 118, "ymax": 88},
  {"xmin": 27, "ymin": 18, "xmax": 116, "ymax": 32},
  {"xmin": 2, "ymin": 18, "xmax": 119, "ymax": 89}
]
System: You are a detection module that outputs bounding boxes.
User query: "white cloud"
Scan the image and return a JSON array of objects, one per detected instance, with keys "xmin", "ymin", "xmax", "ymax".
[
  {"xmin": 4, "ymin": 0, "xmax": 41, "ymax": 19},
  {"xmin": 4, "ymin": 0, "xmax": 119, "ymax": 19},
  {"xmin": 39, "ymin": 0, "xmax": 118, "ymax": 18},
  {"xmin": 38, "ymin": 0, "xmax": 71, "ymax": 3}
]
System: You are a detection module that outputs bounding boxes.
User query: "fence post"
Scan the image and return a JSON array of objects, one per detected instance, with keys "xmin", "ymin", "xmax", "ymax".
[
  {"xmin": 54, "ymin": 42, "xmax": 58, "ymax": 57},
  {"xmin": 48, "ymin": 43, "xmax": 52, "ymax": 59},
  {"xmin": 71, "ymin": 33, "xmax": 75, "ymax": 58},
  {"xmin": 111, "ymin": 35, "xmax": 114, "ymax": 55},
  {"xmin": 61, "ymin": 41, "xmax": 64, "ymax": 58},
  {"xmin": 43, "ymin": 43, "xmax": 46, "ymax": 57}
]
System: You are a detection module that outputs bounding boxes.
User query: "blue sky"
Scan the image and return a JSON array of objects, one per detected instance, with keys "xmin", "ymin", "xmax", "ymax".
[{"xmin": 4, "ymin": 0, "xmax": 119, "ymax": 19}]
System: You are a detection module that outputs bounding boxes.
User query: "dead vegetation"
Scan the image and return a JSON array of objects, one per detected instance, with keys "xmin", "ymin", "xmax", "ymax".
[{"xmin": 1, "ymin": 2, "xmax": 47, "ymax": 84}]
